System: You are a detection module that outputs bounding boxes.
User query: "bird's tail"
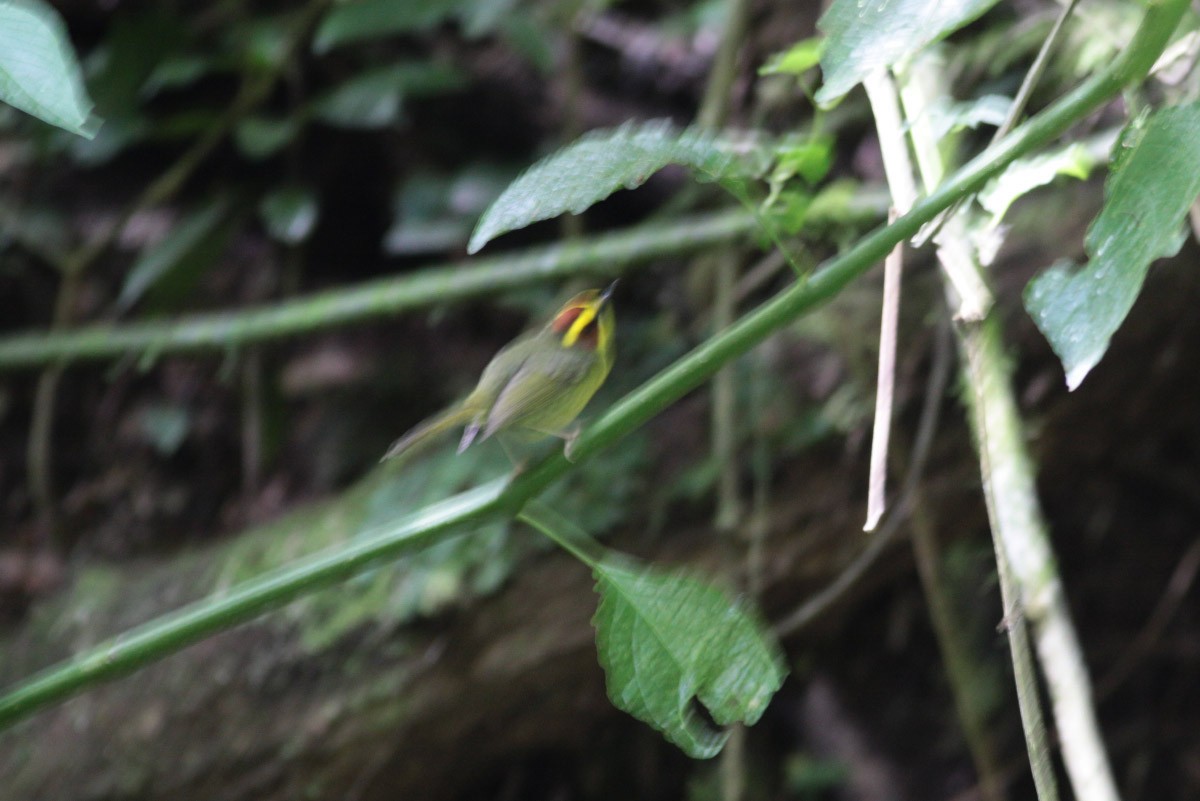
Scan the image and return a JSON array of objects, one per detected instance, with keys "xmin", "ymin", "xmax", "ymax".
[{"xmin": 380, "ymin": 404, "xmax": 476, "ymax": 463}]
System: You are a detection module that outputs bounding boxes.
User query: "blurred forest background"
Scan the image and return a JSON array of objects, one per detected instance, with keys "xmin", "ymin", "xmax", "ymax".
[{"xmin": 1, "ymin": 1, "xmax": 1199, "ymax": 800}]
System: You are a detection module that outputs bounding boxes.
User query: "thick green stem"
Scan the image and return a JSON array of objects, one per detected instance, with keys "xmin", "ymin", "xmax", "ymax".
[
  {"xmin": 0, "ymin": 478, "xmax": 508, "ymax": 729},
  {"xmin": 0, "ymin": 0, "xmax": 1185, "ymax": 732}
]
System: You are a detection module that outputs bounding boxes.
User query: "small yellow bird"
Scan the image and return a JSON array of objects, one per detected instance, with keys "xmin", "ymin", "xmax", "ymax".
[{"xmin": 382, "ymin": 282, "xmax": 617, "ymax": 462}]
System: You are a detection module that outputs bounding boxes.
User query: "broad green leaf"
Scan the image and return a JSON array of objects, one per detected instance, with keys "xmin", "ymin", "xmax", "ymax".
[
  {"xmin": 759, "ymin": 38, "xmax": 824, "ymax": 77},
  {"xmin": 116, "ymin": 199, "xmax": 231, "ymax": 314},
  {"xmin": 593, "ymin": 561, "xmax": 787, "ymax": 758},
  {"xmin": 815, "ymin": 0, "xmax": 998, "ymax": 105},
  {"xmin": 978, "ymin": 142, "xmax": 1096, "ymax": 227},
  {"xmin": 313, "ymin": 0, "xmax": 468, "ymax": 53},
  {"xmin": 468, "ymin": 121, "xmax": 739, "ymax": 253},
  {"xmin": 1025, "ymin": 103, "xmax": 1200, "ymax": 390},
  {"xmin": 0, "ymin": 0, "xmax": 100, "ymax": 138},
  {"xmin": 259, "ymin": 187, "xmax": 319, "ymax": 245}
]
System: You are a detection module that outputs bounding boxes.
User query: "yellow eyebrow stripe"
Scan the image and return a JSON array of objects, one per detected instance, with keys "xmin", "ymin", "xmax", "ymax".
[{"xmin": 562, "ymin": 304, "xmax": 597, "ymax": 347}]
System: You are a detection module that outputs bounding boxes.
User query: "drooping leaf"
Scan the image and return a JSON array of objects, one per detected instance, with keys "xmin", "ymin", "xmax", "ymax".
[
  {"xmin": 517, "ymin": 502, "xmax": 786, "ymax": 759},
  {"xmin": 978, "ymin": 142, "xmax": 1096, "ymax": 227},
  {"xmin": 0, "ymin": 0, "xmax": 100, "ymax": 138},
  {"xmin": 116, "ymin": 199, "xmax": 231, "ymax": 314},
  {"xmin": 259, "ymin": 187, "xmax": 319, "ymax": 245},
  {"xmin": 468, "ymin": 121, "xmax": 741, "ymax": 253},
  {"xmin": 593, "ymin": 561, "xmax": 787, "ymax": 758},
  {"xmin": 1025, "ymin": 103, "xmax": 1200, "ymax": 390},
  {"xmin": 816, "ymin": 0, "xmax": 999, "ymax": 105}
]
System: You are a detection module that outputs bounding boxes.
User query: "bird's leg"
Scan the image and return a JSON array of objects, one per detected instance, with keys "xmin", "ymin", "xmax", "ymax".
[{"xmin": 560, "ymin": 423, "xmax": 582, "ymax": 462}]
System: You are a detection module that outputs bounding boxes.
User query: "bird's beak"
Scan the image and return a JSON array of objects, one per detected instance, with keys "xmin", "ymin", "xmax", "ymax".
[{"xmin": 598, "ymin": 280, "xmax": 618, "ymax": 307}]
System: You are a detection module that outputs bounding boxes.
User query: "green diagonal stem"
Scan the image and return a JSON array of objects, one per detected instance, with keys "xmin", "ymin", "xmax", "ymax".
[{"xmin": 0, "ymin": 0, "xmax": 1185, "ymax": 731}]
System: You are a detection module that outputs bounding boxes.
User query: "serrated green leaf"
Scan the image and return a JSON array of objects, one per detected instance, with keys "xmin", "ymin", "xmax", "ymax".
[
  {"xmin": 1025, "ymin": 103, "xmax": 1200, "ymax": 390},
  {"xmin": 759, "ymin": 37, "xmax": 824, "ymax": 77},
  {"xmin": 518, "ymin": 502, "xmax": 785, "ymax": 759},
  {"xmin": 979, "ymin": 142, "xmax": 1095, "ymax": 227},
  {"xmin": 593, "ymin": 561, "xmax": 786, "ymax": 758},
  {"xmin": 259, "ymin": 186, "xmax": 319, "ymax": 245},
  {"xmin": 816, "ymin": 0, "xmax": 998, "ymax": 105},
  {"xmin": 313, "ymin": 0, "xmax": 468, "ymax": 53},
  {"xmin": 0, "ymin": 0, "xmax": 100, "ymax": 138},
  {"xmin": 468, "ymin": 121, "xmax": 739, "ymax": 253}
]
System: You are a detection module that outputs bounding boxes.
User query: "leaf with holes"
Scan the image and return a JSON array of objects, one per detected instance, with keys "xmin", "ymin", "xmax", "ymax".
[
  {"xmin": 1025, "ymin": 103, "xmax": 1200, "ymax": 390},
  {"xmin": 468, "ymin": 120, "xmax": 743, "ymax": 254},
  {"xmin": 593, "ymin": 560, "xmax": 786, "ymax": 759}
]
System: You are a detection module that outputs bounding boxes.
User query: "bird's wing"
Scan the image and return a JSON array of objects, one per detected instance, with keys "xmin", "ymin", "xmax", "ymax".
[{"xmin": 482, "ymin": 349, "xmax": 591, "ymax": 439}]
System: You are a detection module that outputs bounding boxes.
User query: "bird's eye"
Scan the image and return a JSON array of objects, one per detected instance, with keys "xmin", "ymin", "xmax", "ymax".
[{"xmin": 575, "ymin": 317, "xmax": 600, "ymax": 349}]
